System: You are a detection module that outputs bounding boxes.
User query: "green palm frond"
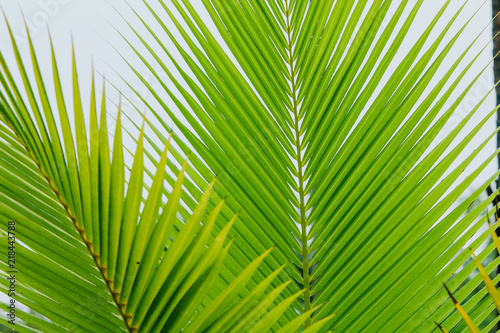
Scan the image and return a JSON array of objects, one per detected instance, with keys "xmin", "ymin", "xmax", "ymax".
[
  {"xmin": 112, "ymin": 0, "xmax": 500, "ymax": 331},
  {"xmin": 0, "ymin": 19, "xmax": 323, "ymax": 332},
  {"xmin": 1, "ymin": 0, "xmax": 500, "ymax": 332}
]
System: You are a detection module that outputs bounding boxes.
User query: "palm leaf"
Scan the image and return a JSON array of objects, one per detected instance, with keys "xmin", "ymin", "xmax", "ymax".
[
  {"xmin": 1, "ymin": 0, "xmax": 500, "ymax": 332},
  {"xmin": 0, "ymin": 19, "xmax": 320, "ymax": 332},
  {"xmin": 113, "ymin": 0, "xmax": 500, "ymax": 331}
]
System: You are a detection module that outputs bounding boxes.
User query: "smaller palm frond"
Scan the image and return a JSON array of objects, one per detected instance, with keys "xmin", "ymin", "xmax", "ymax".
[{"xmin": 0, "ymin": 18, "xmax": 326, "ymax": 332}]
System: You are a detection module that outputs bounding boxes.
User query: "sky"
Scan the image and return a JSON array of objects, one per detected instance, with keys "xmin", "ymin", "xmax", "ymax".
[{"xmin": 0, "ymin": 0, "xmax": 498, "ymax": 200}]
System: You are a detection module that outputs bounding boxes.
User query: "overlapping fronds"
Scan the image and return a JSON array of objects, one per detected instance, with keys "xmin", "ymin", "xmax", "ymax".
[
  {"xmin": 0, "ymin": 19, "xmax": 322, "ymax": 332},
  {"xmin": 113, "ymin": 0, "xmax": 500, "ymax": 331},
  {"xmin": 0, "ymin": 0, "xmax": 499, "ymax": 331}
]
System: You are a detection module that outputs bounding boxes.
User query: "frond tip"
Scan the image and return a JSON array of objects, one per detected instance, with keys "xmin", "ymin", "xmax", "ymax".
[{"xmin": 441, "ymin": 281, "xmax": 480, "ymax": 333}]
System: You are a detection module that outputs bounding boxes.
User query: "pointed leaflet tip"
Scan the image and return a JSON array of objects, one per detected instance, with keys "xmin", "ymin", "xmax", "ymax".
[
  {"xmin": 219, "ymin": 213, "xmax": 237, "ymax": 234},
  {"xmin": 442, "ymin": 283, "xmax": 458, "ymax": 304},
  {"xmin": 209, "ymin": 177, "xmax": 217, "ymax": 188},
  {"xmin": 116, "ymin": 98, "xmax": 122, "ymax": 119},
  {"xmin": 469, "ymin": 243, "xmax": 500, "ymax": 313},
  {"xmin": 47, "ymin": 26, "xmax": 53, "ymax": 43},
  {"xmin": 435, "ymin": 322, "xmax": 449, "ymax": 333},
  {"xmin": 138, "ymin": 122, "xmax": 145, "ymax": 145},
  {"xmin": 181, "ymin": 158, "xmax": 189, "ymax": 172},
  {"xmin": 2, "ymin": 8, "xmax": 18, "ymax": 49},
  {"xmin": 443, "ymin": 282, "xmax": 483, "ymax": 333},
  {"xmin": 2, "ymin": 7, "xmax": 9, "ymax": 27},
  {"xmin": 169, "ymin": 155, "xmax": 188, "ymax": 183},
  {"xmin": 140, "ymin": 114, "xmax": 146, "ymax": 133},
  {"xmin": 20, "ymin": 11, "xmax": 29, "ymax": 36},
  {"xmin": 141, "ymin": 105, "xmax": 149, "ymax": 122},
  {"xmin": 71, "ymin": 34, "xmax": 76, "ymax": 60},
  {"xmin": 469, "ymin": 249, "xmax": 481, "ymax": 267}
]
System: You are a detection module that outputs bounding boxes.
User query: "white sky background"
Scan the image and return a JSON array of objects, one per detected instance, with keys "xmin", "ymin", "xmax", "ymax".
[{"xmin": 0, "ymin": 0, "xmax": 498, "ymax": 201}]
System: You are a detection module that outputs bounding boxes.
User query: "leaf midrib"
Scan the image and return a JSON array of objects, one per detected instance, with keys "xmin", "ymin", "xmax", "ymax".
[{"xmin": 284, "ymin": 0, "xmax": 311, "ymax": 328}]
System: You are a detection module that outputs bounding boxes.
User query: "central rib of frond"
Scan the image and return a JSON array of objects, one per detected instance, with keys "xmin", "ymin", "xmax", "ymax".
[{"xmin": 283, "ymin": 0, "xmax": 312, "ymax": 328}]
